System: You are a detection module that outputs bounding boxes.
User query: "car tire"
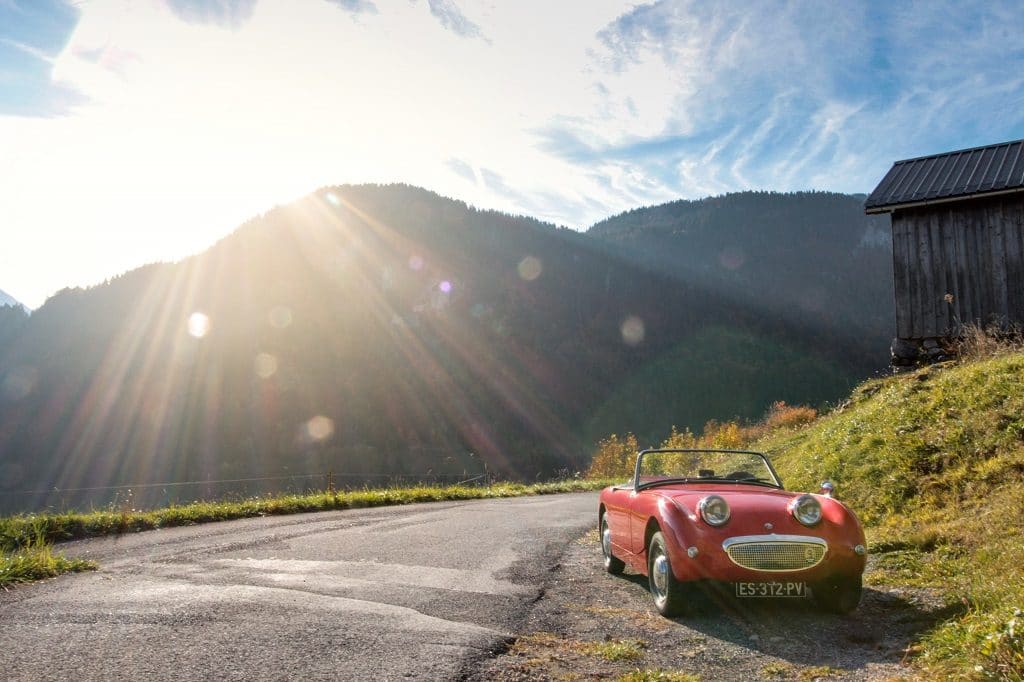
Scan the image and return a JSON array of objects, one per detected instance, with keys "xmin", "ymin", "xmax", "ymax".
[
  {"xmin": 813, "ymin": 575, "xmax": 862, "ymax": 614},
  {"xmin": 647, "ymin": 531, "xmax": 688, "ymax": 617},
  {"xmin": 601, "ymin": 513, "xmax": 625, "ymax": 574}
]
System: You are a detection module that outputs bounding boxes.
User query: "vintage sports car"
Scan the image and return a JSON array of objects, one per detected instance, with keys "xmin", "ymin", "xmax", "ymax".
[{"xmin": 598, "ymin": 449, "xmax": 866, "ymax": 616}]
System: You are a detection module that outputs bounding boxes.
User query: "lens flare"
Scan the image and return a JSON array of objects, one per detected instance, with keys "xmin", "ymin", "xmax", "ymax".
[
  {"xmin": 324, "ymin": 192, "xmax": 341, "ymax": 206},
  {"xmin": 187, "ymin": 312, "xmax": 210, "ymax": 338},
  {"xmin": 439, "ymin": 280, "xmax": 452, "ymax": 294},
  {"xmin": 408, "ymin": 254, "xmax": 425, "ymax": 271},
  {"xmin": 1, "ymin": 366, "xmax": 37, "ymax": 399},
  {"xmin": 254, "ymin": 353, "xmax": 278, "ymax": 378},
  {"xmin": 621, "ymin": 316, "xmax": 645, "ymax": 346},
  {"xmin": 517, "ymin": 256, "xmax": 542, "ymax": 281},
  {"xmin": 718, "ymin": 248, "xmax": 746, "ymax": 270},
  {"xmin": 269, "ymin": 306, "xmax": 293, "ymax": 329},
  {"xmin": 305, "ymin": 415, "xmax": 334, "ymax": 442}
]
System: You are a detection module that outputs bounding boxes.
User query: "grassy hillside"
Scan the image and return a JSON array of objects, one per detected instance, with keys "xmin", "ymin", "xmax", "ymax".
[{"xmin": 763, "ymin": 352, "xmax": 1024, "ymax": 679}]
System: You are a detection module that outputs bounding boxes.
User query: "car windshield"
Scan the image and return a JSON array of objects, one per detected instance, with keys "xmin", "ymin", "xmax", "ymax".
[{"xmin": 635, "ymin": 449, "xmax": 781, "ymax": 489}]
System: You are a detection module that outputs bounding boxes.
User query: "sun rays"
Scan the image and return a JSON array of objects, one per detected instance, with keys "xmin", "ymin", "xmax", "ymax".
[{"xmin": 25, "ymin": 186, "xmax": 598, "ymax": 508}]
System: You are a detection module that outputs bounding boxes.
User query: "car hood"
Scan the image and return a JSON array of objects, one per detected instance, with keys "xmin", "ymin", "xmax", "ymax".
[{"xmin": 656, "ymin": 484, "xmax": 854, "ymax": 530}]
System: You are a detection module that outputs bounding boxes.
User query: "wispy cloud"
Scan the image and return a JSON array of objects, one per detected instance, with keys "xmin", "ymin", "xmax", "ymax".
[
  {"xmin": 165, "ymin": 0, "xmax": 258, "ymax": 30},
  {"xmin": 540, "ymin": 0, "xmax": 1024, "ymax": 202},
  {"xmin": 425, "ymin": 0, "xmax": 488, "ymax": 42},
  {"xmin": 446, "ymin": 157, "xmax": 477, "ymax": 184},
  {"xmin": 325, "ymin": 0, "xmax": 378, "ymax": 15}
]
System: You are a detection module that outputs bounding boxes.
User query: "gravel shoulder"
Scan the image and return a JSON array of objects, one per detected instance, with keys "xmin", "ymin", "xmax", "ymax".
[{"xmin": 469, "ymin": 532, "xmax": 949, "ymax": 681}]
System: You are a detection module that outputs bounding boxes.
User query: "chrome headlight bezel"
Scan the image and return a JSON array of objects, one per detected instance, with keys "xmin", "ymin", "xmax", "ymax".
[
  {"xmin": 699, "ymin": 495, "xmax": 731, "ymax": 527},
  {"xmin": 791, "ymin": 494, "xmax": 823, "ymax": 526}
]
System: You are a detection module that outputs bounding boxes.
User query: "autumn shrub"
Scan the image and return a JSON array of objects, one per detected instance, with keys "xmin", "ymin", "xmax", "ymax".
[
  {"xmin": 763, "ymin": 401, "xmax": 817, "ymax": 430},
  {"xmin": 586, "ymin": 433, "xmax": 639, "ymax": 480},
  {"xmin": 585, "ymin": 400, "xmax": 822, "ymax": 480},
  {"xmin": 700, "ymin": 420, "xmax": 746, "ymax": 449},
  {"xmin": 659, "ymin": 426, "xmax": 699, "ymax": 449}
]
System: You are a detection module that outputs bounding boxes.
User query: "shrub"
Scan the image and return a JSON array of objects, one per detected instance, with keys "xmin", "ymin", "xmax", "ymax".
[
  {"xmin": 764, "ymin": 401, "xmax": 818, "ymax": 430},
  {"xmin": 586, "ymin": 433, "xmax": 639, "ymax": 480},
  {"xmin": 954, "ymin": 323, "xmax": 1024, "ymax": 361}
]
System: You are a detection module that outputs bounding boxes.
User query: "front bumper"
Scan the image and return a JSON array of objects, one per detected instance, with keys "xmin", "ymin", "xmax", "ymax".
[{"xmin": 670, "ymin": 533, "xmax": 867, "ymax": 583}]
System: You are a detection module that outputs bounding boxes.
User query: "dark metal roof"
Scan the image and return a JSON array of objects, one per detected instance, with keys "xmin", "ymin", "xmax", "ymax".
[{"xmin": 865, "ymin": 139, "xmax": 1024, "ymax": 213}]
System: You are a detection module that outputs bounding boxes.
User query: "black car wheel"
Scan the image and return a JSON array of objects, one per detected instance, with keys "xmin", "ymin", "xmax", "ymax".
[
  {"xmin": 647, "ymin": 531, "xmax": 688, "ymax": 617},
  {"xmin": 601, "ymin": 513, "xmax": 625, "ymax": 574},
  {"xmin": 813, "ymin": 575, "xmax": 862, "ymax": 614}
]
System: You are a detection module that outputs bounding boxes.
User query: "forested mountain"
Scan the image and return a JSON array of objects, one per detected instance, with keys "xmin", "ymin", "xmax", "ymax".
[
  {"xmin": 0, "ymin": 186, "xmax": 889, "ymax": 512},
  {"xmin": 588, "ymin": 191, "xmax": 893, "ymax": 365},
  {"xmin": 0, "ymin": 303, "xmax": 28, "ymax": 349}
]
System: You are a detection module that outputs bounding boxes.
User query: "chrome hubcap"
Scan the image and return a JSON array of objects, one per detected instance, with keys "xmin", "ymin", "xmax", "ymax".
[
  {"xmin": 602, "ymin": 523, "xmax": 612, "ymax": 559},
  {"xmin": 652, "ymin": 552, "xmax": 668, "ymax": 599}
]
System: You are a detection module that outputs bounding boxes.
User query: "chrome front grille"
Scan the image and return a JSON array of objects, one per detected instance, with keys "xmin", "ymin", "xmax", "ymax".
[{"xmin": 723, "ymin": 535, "xmax": 827, "ymax": 572}]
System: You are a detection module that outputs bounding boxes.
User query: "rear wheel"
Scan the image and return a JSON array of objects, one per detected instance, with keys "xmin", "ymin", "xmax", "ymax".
[
  {"xmin": 601, "ymin": 513, "xmax": 625, "ymax": 574},
  {"xmin": 813, "ymin": 575, "xmax": 862, "ymax": 614},
  {"xmin": 648, "ymin": 531, "xmax": 688, "ymax": 617}
]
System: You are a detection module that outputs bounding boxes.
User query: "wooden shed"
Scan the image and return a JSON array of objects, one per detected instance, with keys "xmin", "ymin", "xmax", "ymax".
[{"xmin": 865, "ymin": 139, "xmax": 1024, "ymax": 365}]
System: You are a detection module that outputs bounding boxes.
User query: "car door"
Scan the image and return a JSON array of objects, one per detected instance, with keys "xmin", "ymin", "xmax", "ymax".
[{"xmin": 603, "ymin": 485, "xmax": 633, "ymax": 557}]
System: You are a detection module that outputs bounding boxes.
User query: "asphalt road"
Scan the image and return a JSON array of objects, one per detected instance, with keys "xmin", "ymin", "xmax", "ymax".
[{"xmin": 0, "ymin": 492, "xmax": 598, "ymax": 681}]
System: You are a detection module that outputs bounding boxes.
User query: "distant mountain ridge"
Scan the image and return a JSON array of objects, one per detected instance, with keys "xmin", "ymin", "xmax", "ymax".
[{"xmin": 0, "ymin": 185, "xmax": 890, "ymax": 512}]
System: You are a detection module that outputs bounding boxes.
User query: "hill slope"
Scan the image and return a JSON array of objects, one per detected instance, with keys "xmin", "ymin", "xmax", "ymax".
[
  {"xmin": 588, "ymin": 191, "xmax": 894, "ymax": 366},
  {"xmin": 0, "ymin": 185, "xmax": 875, "ymax": 512},
  {"xmin": 765, "ymin": 352, "xmax": 1024, "ymax": 678}
]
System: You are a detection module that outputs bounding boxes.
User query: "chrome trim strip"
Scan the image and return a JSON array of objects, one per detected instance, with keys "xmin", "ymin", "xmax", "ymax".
[{"xmin": 722, "ymin": 535, "xmax": 827, "ymax": 549}]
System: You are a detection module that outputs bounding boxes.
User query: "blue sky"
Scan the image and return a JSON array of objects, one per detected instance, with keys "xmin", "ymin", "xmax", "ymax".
[{"xmin": 1, "ymin": 0, "xmax": 1023, "ymax": 308}]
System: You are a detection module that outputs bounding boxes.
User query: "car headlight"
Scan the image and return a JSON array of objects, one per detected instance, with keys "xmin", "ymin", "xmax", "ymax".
[
  {"xmin": 792, "ymin": 494, "xmax": 822, "ymax": 526},
  {"xmin": 699, "ymin": 495, "xmax": 731, "ymax": 526}
]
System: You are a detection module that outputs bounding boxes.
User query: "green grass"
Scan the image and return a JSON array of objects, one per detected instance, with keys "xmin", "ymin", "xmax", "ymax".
[
  {"xmin": 760, "ymin": 352, "xmax": 1024, "ymax": 679},
  {"xmin": 0, "ymin": 479, "xmax": 612, "ymax": 570},
  {"xmin": 618, "ymin": 669, "xmax": 699, "ymax": 682},
  {"xmin": 0, "ymin": 532, "xmax": 96, "ymax": 587},
  {"xmin": 578, "ymin": 639, "xmax": 646, "ymax": 662},
  {"xmin": 512, "ymin": 632, "xmax": 647, "ymax": 664}
]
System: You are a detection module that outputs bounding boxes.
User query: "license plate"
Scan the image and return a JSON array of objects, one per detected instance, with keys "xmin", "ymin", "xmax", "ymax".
[{"xmin": 734, "ymin": 581, "xmax": 807, "ymax": 598}]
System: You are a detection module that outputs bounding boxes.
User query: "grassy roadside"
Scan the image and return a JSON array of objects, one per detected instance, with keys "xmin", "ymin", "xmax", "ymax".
[
  {"xmin": 0, "ymin": 533, "xmax": 97, "ymax": 588},
  {"xmin": 761, "ymin": 352, "xmax": 1024, "ymax": 679},
  {"xmin": 0, "ymin": 478, "xmax": 611, "ymax": 588}
]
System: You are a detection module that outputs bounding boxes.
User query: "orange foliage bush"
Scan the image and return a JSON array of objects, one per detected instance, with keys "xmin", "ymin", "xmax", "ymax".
[
  {"xmin": 660, "ymin": 426, "xmax": 699, "ymax": 449},
  {"xmin": 700, "ymin": 420, "xmax": 745, "ymax": 449},
  {"xmin": 585, "ymin": 401, "xmax": 820, "ymax": 479},
  {"xmin": 763, "ymin": 401, "xmax": 817, "ymax": 430},
  {"xmin": 585, "ymin": 433, "xmax": 639, "ymax": 480}
]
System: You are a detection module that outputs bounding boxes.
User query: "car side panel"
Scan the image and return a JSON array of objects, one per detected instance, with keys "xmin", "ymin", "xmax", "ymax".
[{"xmin": 599, "ymin": 486, "xmax": 634, "ymax": 559}]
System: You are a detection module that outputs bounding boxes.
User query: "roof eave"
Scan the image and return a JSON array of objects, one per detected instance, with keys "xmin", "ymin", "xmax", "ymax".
[{"xmin": 864, "ymin": 185, "xmax": 1024, "ymax": 214}]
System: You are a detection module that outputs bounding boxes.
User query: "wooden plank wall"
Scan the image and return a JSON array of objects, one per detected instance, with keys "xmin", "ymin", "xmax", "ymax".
[{"xmin": 892, "ymin": 196, "xmax": 1024, "ymax": 339}]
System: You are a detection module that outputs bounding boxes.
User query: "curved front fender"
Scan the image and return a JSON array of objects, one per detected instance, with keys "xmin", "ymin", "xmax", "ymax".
[{"xmin": 654, "ymin": 496, "xmax": 704, "ymax": 581}]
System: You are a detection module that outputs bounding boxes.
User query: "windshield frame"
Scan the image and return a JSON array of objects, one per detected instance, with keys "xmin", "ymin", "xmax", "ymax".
[{"xmin": 632, "ymin": 448, "xmax": 784, "ymax": 492}]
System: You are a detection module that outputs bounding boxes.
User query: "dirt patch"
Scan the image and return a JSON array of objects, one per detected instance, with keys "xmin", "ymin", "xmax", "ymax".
[{"xmin": 468, "ymin": 533, "xmax": 949, "ymax": 681}]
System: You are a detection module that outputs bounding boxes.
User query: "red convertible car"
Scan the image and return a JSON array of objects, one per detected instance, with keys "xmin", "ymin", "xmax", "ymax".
[{"xmin": 599, "ymin": 449, "xmax": 866, "ymax": 616}]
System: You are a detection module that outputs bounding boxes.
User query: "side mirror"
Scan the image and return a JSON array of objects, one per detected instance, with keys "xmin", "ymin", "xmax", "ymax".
[{"xmin": 820, "ymin": 480, "xmax": 835, "ymax": 497}]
